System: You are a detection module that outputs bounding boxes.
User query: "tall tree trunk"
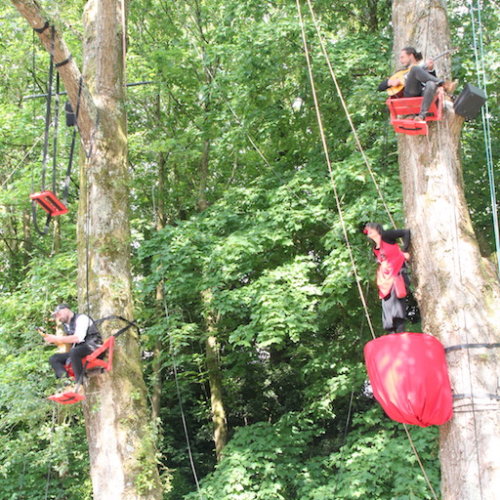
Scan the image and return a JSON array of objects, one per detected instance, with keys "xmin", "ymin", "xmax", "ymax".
[
  {"xmin": 196, "ymin": 138, "xmax": 211, "ymax": 211},
  {"xmin": 11, "ymin": 1, "xmax": 163, "ymax": 498},
  {"xmin": 392, "ymin": 2, "xmax": 500, "ymax": 498},
  {"xmin": 152, "ymin": 149, "xmax": 168, "ymax": 421},
  {"xmin": 201, "ymin": 289, "xmax": 228, "ymax": 461},
  {"xmin": 78, "ymin": 1, "xmax": 162, "ymax": 498}
]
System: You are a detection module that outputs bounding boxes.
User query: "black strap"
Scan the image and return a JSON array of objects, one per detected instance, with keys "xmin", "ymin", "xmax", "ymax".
[
  {"xmin": 51, "ymin": 72, "xmax": 60, "ymax": 193},
  {"xmin": 445, "ymin": 342, "xmax": 500, "ymax": 353},
  {"xmin": 40, "ymin": 26, "xmax": 55, "ymax": 191},
  {"xmin": 55, "ymin": 54, "xmax": 72, "ymax": 68},
  {"xmin": 93, "ymin": 315, "xmax": 140, "ymax": 338},
  {"xmin": 32, "ymin": 205, "xmax": 52, "ymax": 236},
  {"xmin": 34, "ymin": 21, "xmax": 50, "ymax": 34},
  {"xmin": 62, "ymin": 77, "xmax": 83, "ymax": 205},
  {"xmin": 453, "ymin": 393, "xmax": 500, "ymax": 401},
  {"xmin": 400, "ymin": 126, "xmax": 424, "ymax": 131}
]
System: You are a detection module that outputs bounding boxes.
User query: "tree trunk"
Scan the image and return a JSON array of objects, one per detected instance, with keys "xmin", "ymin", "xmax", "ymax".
[
  {"xmin": 78, "ymin": 1, "xmax": 162, "ymax": 498},
  {"xmin": 201, "ymin": 289, "xmax": 228, "ymax": 461},
  {"xmin": 392, "ymin": 2, "xmax": 500, "ymax": 499},
  {"xmin": 196, "ymin": 138, "xmax": 211, "ymax": 211},
  {"xmin": 11, "ymin": 1, "xmax": 163, "ymax": 498}
]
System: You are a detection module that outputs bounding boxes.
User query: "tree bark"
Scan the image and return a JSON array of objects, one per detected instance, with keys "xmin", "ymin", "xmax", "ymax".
[
  {"xmin": 11, "ymin": 1, "xmax": 163, "ymax": 498},
  {"xmin": 151, "ymin": 149, "xmax": 167, "ymax": 420},
  {"xmin": 201, "ymin": 289, "xmax": 228, "ymax": 461},
  {"xmin": 392, "ymin": 2, "xmax": 500, "ymax": 499}
]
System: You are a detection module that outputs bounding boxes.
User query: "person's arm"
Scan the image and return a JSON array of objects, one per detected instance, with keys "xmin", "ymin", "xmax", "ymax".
[
  {"xmin": 44, "ymin": 333, "xmax": 80, "ymax": 344},
  {"xmin": 382, "ymin": 229, "xmax": 411, "ymax": 251},
  {"xmin": 378, "ymin": 79, "xmax": 390, "ymax": 92}
]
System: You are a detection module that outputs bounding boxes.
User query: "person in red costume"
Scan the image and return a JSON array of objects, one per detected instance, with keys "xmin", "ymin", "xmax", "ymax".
[{"xmin": 363, "ymin": 223, "xmax": 411, "ymax": 333}]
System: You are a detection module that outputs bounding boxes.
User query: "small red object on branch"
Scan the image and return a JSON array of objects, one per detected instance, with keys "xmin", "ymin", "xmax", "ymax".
[
  {"xmin": 364, "ymin": 332, "xmax": 453, "ymax": 427},
  {"xmin": 30, "ymin": 190, "xmax": 68, "ymax": 216}
]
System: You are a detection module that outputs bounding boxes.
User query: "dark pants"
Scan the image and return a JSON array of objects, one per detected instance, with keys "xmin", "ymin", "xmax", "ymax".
[
  {"xmin": 382, "ymin": 285, "xmax": 407, "ymax": 333},
  {"xmin": 404, "ymin": 66, "xmax": 444, "ymax": 116},
  {"xmin": 49, "ymin": 343, "xmax": 94, "ymax": 382}
]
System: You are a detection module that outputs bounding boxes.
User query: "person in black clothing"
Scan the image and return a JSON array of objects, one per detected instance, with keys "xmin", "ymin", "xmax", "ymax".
[
  {"xmin": 378, "ymin": 47, "xmax": 453, "ymax": 121},
  {"xmin": 45, "ymin": 304, "xmax": 102, "ymax": 391},
  {"xmin": 363, "ymin": 223, "xmax": 411, "ymax": 333}
]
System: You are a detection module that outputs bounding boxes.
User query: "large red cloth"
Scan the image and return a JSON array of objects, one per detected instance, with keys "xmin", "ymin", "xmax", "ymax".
[{"xmin": 364, "ymin": 332, "xmax": 453, "ymax": 427}]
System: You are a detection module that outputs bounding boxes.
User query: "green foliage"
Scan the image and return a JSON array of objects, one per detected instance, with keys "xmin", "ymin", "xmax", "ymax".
[
  {"xmin": 185, "ymin": 410, "xmax": 439, "ymax": 500},
  {"xmin": 1, "ymin": 0, "xmax": 497, "ymax": 498}
]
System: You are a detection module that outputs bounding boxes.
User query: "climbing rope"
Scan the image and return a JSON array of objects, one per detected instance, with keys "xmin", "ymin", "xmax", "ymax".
[
  {"xmin": 304, "ymin": 0, "xmax": 396, "ymax": 229},
  {"xmin": 161, "ymin": 288, "xmax": 203, "ymax": 500},
  {"xmin": 469, "ymin": 0, "xmax": 499, "ymax": 275},
  {"xmin": 1, "ymin": 130, "xmax": 47, "ymax": 190},
  {"xmin": 295, "ymin": 0, "xmax": 376, "ymax": 340},
  {"xmin": 296, "ymin": 3, "xmax": 438, "ymax": 498}
]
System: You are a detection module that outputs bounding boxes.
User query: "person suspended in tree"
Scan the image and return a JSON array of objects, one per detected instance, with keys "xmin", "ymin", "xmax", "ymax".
[
  {"xmin": 363, "ymin": 223, "xmax": 411, "ymax": 333},
  {"xmin": 44, "ymin": 304, "xmax": 102, "ymax": 394},
  {"xmin": 378, "ymin": 46, "xmax": 456, "ymax": 121}
]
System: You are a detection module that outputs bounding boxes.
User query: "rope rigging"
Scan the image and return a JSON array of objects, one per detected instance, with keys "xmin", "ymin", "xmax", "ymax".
[
  {"xmin": 295, "ymin": 2, "xmax": 439, "ymax": 498},
  {"xmin": 304, "ymin": 0, "xmax": 396, "ymax": 229},
  {"xmin": 468, "ymin": 0, "xmax": 499, "ymax": 276},
  {"xmin": 295, "ymin": 0, "xmax": 376, "ymax": 340},
  {"xmin": 161, "ymin": 286, "xmax": 203, "ymax": 500},
  {"xmin": 30, "ymin": 26, "xmax": 71, "ymax": 236}
]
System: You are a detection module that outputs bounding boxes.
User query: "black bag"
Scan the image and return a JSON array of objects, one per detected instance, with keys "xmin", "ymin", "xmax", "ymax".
[
  {"xmin": 454, "ymin": 83, "xmax": 486, "ymax": 121},
  {"xmin": 405, "ymin": 292, "xmax": 421, "ymax": 324}
]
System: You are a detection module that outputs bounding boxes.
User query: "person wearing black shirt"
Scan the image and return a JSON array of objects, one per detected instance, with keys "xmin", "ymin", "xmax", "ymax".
[{"xmin": 378, "ymin": 47, "xmax": 453, "ymax": 121}]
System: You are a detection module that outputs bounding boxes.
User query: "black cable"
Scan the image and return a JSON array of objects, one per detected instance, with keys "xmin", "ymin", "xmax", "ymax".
[
  {"xmin": 62, "ymin": 77, "xmax": 83, "ymax": 205},
  {"xmin": 40, "ymin": 27, "xmax": 55, "ymax": 191},
  {"xmin": 32, "ymin": 27, "xmax": 56, "ymax": 236},
  {"xmin": 51, "ymin": 72, "xmax": 60, "ymax": 193}
]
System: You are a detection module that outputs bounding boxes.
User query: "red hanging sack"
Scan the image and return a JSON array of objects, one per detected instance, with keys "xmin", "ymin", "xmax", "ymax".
[{"xmin": 364, "ymin": 332, "xmax": 453, "ymax": 427}]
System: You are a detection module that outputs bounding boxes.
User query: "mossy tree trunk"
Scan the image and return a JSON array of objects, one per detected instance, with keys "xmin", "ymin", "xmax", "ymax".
[
  {"xmin": 189, "ymin": 4, "xmax": 229, "ymax": 453},
  {"xmin": 201, "ymin": 288, "xmax": 228, "ymax": 461},
  {"xmin": 11, "ymin": 1, "xmax": 163, "ymax": 498},
  {"xmin": 392, "ymin": 1, "xmax": 500, "ymax": 498}
]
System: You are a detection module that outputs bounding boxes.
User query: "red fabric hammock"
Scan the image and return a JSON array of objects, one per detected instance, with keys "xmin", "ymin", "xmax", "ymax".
[{"xmin": 364, "ymin": 332, "xmax": 453, "ymax": 427}]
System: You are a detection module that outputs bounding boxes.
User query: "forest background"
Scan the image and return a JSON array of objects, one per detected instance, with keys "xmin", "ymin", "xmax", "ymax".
[{"xmin": 0, "ymin": 0, "xmax": 498, "ymax": 499}]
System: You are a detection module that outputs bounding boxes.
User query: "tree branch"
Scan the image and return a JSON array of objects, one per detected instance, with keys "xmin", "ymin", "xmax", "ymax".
[{"xmin": 10, "ymin": 0, "xmax": 97, "ymax": 148}]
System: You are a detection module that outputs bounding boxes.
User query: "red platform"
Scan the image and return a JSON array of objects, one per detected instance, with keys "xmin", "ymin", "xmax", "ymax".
[
  {"xmin": 386, "ymin": 94, "xmax": 443, "ymax": 136},
  {"xmin": 65, "ymin": 336, "xmax": 116, "ymax": 379},
  {"xmin": 48, "ymin": 337, "xmax": 116, "ymax": 405},
  {"xmin": 48, "ymin": 391, "xmax": 85, "ymax": 405},
  {"xmin": 30, "ymin": 190, "xmax": 68, "ymax": 216}
]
